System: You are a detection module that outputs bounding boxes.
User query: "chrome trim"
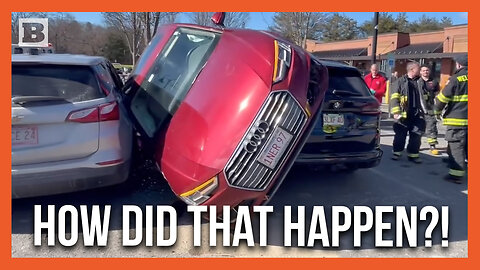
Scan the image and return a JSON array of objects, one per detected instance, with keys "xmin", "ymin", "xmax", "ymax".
[{"xmin": 223, "ymin": 90, "xmax": 308, "ymax": 191}]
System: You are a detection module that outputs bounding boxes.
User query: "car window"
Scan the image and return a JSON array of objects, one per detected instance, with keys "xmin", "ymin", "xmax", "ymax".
[
  {"xmin": 12, "ymin": 64, "xmax": 103, "ymax": 102},
  {"xmin": 130, "ymin": 27, "xmax": 220, "ymax": 138},
  {"xmin": 327, "ymin": 67, "xmax": 371, "ymax": 96},
  {"xmin": 106, "ymin": 63, "xmax": 124, "ymax": 90}
]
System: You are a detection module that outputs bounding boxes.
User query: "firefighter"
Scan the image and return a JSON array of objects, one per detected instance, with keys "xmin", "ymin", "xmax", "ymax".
[
  {"xmin": 417, "ymin": 65, "xmax": 440, "ymax": 155},
  {"xmin": 434, "ymin": 54, "xmax": 468, "ymax": 184},
  {"xmin": 390, "ymin": 61, "xmax": 427, "ymax": 163}
]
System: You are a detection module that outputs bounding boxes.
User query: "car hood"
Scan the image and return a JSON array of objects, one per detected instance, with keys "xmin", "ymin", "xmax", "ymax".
[{"xmin": 159, "ymin": 31, "xmax": 276, "ymax": 194}]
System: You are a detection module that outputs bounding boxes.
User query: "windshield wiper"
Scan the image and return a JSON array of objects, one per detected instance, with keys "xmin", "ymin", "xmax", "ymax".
[
  {"xmin": 332, "ymin": 89, "xmax": 363, "ymax": 96},
  {"xmin": 12, "ymin": 96, "xmax": 69, "ymax": 105}
]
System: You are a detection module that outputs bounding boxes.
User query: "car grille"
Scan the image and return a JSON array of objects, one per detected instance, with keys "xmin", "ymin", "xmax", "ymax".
[{"xmin": 224, "ymin": 91, "xmax": 307, "ymax": 191}]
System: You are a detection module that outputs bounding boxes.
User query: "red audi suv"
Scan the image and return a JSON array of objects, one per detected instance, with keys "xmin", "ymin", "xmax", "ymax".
[{"xmin": 124, "ymin": 17, "xmax": 328, "ymax": 208}]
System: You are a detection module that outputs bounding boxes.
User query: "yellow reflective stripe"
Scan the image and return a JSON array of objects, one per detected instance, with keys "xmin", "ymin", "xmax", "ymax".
[
  {"xmin": 457, "ymin": 75, "xmax": 468, "ymax": 82},
  {"xmin": 408, "ymin": 153, "xmax": 419, "ymax": 158},
  {"xmin": 437, "ymin": 92, "xmax": 452, "ymax": 103},
  {"xmin": 401, "ymin": 112, "xmax": 407, "ymax": 118},
  {"xmin": 390, "ymin": 93, "xmax": 401, "ymax": 99},
  {"xmin": 391, "ymin": 106, "xmax": 401, "ymax": 113},
  {"xmin": 427, "ymin": 138, "xmax": 438, "ymax": 143},
  {"xmin": 449, "ymin": 169, "xmax": 465, "ymax": 177},
  {"xmin": 443, "ymin": 118, "xmax": 468, "ymax": 126},
  {"xmin": 452, "ymin": 95, "xmax": 468, "ymax": 102},
  {"xmin": 393, "ymin": 151, "xmax": 402, "ymax": 156}
]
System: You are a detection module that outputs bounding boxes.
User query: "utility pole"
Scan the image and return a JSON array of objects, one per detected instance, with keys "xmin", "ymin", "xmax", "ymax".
[{"xmin": 372, "ymin": 12, "xmax": 379, "ymax": 64}]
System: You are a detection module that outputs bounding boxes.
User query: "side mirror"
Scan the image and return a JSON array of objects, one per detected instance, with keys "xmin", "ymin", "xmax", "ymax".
[{"xmin": 211, "ymin": 12, "xmax": 225, "ymax": 28}]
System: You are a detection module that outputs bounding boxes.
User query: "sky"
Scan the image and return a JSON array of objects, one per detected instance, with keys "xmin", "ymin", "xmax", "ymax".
[{"xmin": 70, "ymin": 12, "xmax": 468, "ymax": 30}]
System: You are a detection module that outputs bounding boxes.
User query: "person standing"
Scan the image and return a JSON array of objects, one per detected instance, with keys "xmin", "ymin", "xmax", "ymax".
[
  {"xmin": 417, "ymin": 65, "xmax": 440, "ymax": 155},
  {"xmin": 390, "ymin": 61, "xmax": 426, "ymax": 163},
  {"xmin": 364, "ymin": 64, "xmax": 387, "ymax": 103},
  {"xmin": 434, "ymin": 55, "xmax": 468, "ymax": 184}
]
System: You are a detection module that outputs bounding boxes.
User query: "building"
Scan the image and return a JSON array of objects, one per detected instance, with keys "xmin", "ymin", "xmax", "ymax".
[{"xmin": 306, "ymin": 24, "xmax": 468, "ymax": 88}]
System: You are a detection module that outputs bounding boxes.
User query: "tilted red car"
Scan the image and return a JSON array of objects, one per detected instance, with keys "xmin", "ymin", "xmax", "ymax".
[{"xmin": 124, "ymin": 20, "xmax": 328, "ymax": 209}]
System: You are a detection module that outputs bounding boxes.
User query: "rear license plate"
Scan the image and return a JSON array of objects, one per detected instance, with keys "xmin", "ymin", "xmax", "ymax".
[
  {"xmin": 12, "ymin": 126, "xmax": 38, "ymax": 145},
  {"xmin": 257, "ymin": 127, "xmax": 293, "ymax": 170},
  {"xmin": 323, "ymin": 114, "xmax": 344, "ymax": 126}
]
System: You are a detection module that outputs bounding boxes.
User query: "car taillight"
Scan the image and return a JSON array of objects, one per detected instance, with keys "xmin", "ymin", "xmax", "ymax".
[
  {"xmin": 99, "ymin": 102, "xmax": 119, "ymax": 121},
  {"xmin": 67, "ymin": 107, "xmax": 99, "ymax": 123},
  {"xmin": 67, "ymin": 102, "xmax": 119, "ymax": 123}
]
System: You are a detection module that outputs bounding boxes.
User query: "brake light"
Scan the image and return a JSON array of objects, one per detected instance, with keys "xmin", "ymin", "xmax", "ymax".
[
  {"xmin": 66, "ymin": 102, "xmax": 119, "ymax": 123},
  {"xmin": 99, "ymin": 102, "xmax": 119, "ymax": 121},
  {"xmin": 67, "ymin": 107, "xmax": 98, "ymax": 123}
]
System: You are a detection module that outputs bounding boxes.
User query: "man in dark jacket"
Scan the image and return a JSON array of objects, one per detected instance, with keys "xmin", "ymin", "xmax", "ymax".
[
  {"xmin": 434, "ymin": 54, "xmax": 468, "ymax": 184},
  {"xmin": 390, "ymin": 61, "xmax": 426, "ymax": 163},
  {"xmin": 417, "ymin": 65, "xmax": 440, "ymax": 155}
]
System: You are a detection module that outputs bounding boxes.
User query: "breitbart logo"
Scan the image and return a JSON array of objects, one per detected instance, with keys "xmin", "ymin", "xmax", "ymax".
[{"xmin": 18, "ymin": 18, "xmax": 48, "ymax": 47}]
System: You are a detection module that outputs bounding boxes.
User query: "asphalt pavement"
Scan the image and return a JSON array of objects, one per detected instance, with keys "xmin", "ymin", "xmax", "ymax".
[{"xmin": 11, "ymin": 117, "xmax": 468, "ymax": 257}]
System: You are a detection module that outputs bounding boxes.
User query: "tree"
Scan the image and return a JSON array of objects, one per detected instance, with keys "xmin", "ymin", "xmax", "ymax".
[
  {"xmin": 102, "ymin": 12, "xmax": 144, "ymax": 65},
  {"xmin": 320, "ymin": 13, "xmax": 359, "ymax": 42},
  {"xmin": 408, "ymin": 14, "xmax": 453, "ymax": 33},
  {"xmin": 102, "ymin": 28, "xmax": 131, "ymax": 64},
  {"xmin": 396, "ymin": 12, "xmax": 409, "ymax": 32},
  {"xmin": 141, "ymin": 12, "xmax": 180, "ymax": 46},
  {"xmin": 189, "ymin": 12, "xmax": 250, "ymax": 28},
  {"xmin": 359, "ymin": 12, "xmax": 400, "ymax": 36},
  {"xmin": 270, "ymin": 12, "xmax": 326, "ymax": 47}
]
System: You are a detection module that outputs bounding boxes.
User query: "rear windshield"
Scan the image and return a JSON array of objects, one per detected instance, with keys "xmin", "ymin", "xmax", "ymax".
[
  {"xmin": 12, "ymin": 64, "xmax": 102, "ymax": 102},
  {"xmin": 131, "ymin": 27, "xmax": 220, "ymax": 138},
  {"xmin": 327, "ymin": 67, "xmax": 371, "ymax": 96}
]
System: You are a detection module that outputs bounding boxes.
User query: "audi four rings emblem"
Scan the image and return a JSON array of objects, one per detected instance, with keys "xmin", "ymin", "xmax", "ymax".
[{"xmin": 244, "ymin": 121, "xmax": 270, "ymax": 153}]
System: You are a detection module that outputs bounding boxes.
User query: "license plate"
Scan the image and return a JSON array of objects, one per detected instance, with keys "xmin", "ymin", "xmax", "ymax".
[
  {"xmin": 257, "ymin": 127, "xmax": 293, "ymax": 170},
  {"xmin": 12, "ymin": 126, "xmax": 38, "ymax": 145},
  {"xmin": 323, "ymin": 114, "xmax": 344, "ymax": 126}
]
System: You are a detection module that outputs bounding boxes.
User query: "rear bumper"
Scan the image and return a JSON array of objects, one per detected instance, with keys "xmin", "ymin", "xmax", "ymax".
[
  {"xmin": 296, "ymin": 149, "xmax": 383, "ymax": 167},
  {"xmin": 12, "ymin": 160, "xmax": 130, "ymax": 199}
]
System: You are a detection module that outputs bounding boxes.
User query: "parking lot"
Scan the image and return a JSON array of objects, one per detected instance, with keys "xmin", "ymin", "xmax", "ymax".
[{"xmin": 11, "ymin": 117, "xmax": 468, "ymax": 258}]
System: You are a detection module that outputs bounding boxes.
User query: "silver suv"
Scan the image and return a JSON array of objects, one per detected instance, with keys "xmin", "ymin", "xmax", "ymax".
[{"xmin": 11, "ymin": 54, "xmax": 133, "ymax": 198}]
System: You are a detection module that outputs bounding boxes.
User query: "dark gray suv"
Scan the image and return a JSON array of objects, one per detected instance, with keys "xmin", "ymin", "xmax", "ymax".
[{"xmin": 297, "ymin": 60, "xmax": 383, "ymax": 171}]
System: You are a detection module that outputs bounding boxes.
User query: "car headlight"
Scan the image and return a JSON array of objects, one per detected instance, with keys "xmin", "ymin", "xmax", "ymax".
[
  {"xmin": 179, "ymin": 176, "xmax": 218, "ymax": 205},
  {"xmin": 273, "ymin": 40, "xmax": 292, "ymax": 84}
]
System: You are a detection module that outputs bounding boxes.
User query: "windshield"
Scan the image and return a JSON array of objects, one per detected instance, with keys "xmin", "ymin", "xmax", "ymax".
[
  {"xmin": 130, "ymin": 27, "xmax": 220, "ymax": 138},
  {"xmin": 327, "ymin": 67, "xmax": 371, "ymax": 97}
]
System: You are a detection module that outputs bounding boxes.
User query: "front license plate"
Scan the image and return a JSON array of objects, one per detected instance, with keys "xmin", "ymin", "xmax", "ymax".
[
  {"xmin": 323, "ymin": 113, "xmax": 344, "ymax": 126},
  {"xmin": 257, "ymin": 127, "xmax": 293, "ymax": 170},
  {"xmin": 12, "ymin": 126, "xmax": 38, "ymax": 145}
]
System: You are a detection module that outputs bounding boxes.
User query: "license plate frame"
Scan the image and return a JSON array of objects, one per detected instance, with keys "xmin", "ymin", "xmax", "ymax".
[
  {"xmin": 323, "ymin": 113, "xmax": 345, "ymax": 127},
  {"xmin": 257, "ymin": 126, "xmax": 293, "ymax": 170},
  {"xmin": 12, "ymin": 126, "xmax": 38, "ymax": 146}
]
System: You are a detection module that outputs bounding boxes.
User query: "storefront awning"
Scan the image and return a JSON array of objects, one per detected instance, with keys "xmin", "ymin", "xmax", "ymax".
[
  {"xmin": 391, "ymin": 42, "xmax": 443, "ymax": 55},
  {"xmin": 312, "ymin": 47, "xmax": 369, "ymax": 61}
]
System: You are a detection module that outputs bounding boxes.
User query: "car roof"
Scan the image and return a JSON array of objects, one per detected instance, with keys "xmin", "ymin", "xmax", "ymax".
[
  {"xmin": 316, "ymin": 59, "xmax": 359, "ymax": 71},
  {"xmin": 12, "ymin": 54, "xmax": 105, "ymax": 66}
]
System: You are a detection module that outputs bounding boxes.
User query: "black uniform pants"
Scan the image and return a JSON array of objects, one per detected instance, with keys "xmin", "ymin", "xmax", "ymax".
[
  {"xmin": 425, "ymin": 114, "xmax": 438, "ymax": 145},
  {"xmin": 393, "ymin": 115, "xmax": 426, "ymax": 158},
  {"xmin": 446, "ymin": 127, "xmax": 468, "ymax": 177}
]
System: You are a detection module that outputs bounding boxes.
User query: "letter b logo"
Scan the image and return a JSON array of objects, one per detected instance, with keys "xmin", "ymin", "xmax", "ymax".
[{"xmin": 19, "ymin": 18, "xmax": 48, "ymax": 47}]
